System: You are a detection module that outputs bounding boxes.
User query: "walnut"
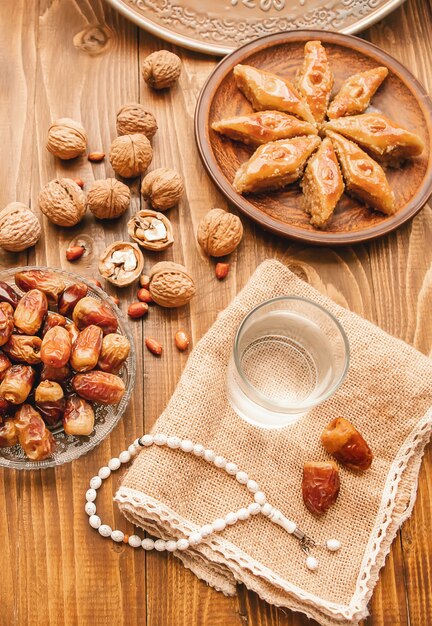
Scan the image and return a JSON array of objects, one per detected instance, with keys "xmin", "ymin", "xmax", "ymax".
[
  {"xmin": 142, "ymin": 50, "xmax": 182, "ymax": 90},
  {"xmin": 197, "ymin": 208, "xmax": 243, "ymax": 257},
  {"xmin": 99, "ymin": 242, "xmax": 144, "ymax": 287},
  {"xmin": 87, "ymin": 178, "xmax": 130, "ymax": 220},
  {"xmin": 109, "ymin": 133, "xmax": 153, "ymax": 178},
  {"xmin": 128, "ymin": 209, "xmax": 174, "ymax": 251},
  {"xmin": 116, "ymin": 103, "xmax": 158, "ymax": 139},
  {"xmin": 141, "ymin": 168, "xmax": 184, "ymax": 211},
  {"xmin": 149, "ymin": 262, "xmax": 196, "ymax": 308},
  {"xmin": 39, "ymin": 178, "xmax": 86, "ymax": 227},
  {"xmin": 46, "ymin": 118, "xmax": 87, "ymax": 160},
  {"xmin": 0, "ymin": 202, "xmax": 41, "ymax": 252}
]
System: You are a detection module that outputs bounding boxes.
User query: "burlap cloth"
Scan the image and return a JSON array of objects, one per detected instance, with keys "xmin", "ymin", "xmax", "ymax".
[{"xmin": 116, "ymin": 260, "xmax": 432, "ymax": 626}]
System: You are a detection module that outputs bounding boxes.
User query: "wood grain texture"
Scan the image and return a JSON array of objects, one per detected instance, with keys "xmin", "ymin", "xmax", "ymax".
[{"xmin": 0, "ymin": 0, "xmax": 431, "ymax": 625}]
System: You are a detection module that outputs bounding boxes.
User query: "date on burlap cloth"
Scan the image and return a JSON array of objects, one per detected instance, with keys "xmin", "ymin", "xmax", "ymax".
[{"xmin": 116, "ymin": 260, "xmax": 432, "ymax": 626}]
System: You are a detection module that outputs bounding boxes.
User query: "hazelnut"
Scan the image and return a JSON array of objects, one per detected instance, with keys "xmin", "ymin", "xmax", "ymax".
[
  {"xmin": 0, "ymin": 202, "xmax": 41, "ymax": 252},
  {"xmin": 116, "ymin": 103, "xmax": 158, "ymax": 139},
  {"xmin": 149, "ymin": 261, "xmax": 195, "ymax": 308},
  {"xmin": 142, "ymin": 50, "xmax": 181, "ymax": 90},
  {"xmin": 87, "ymin": 178, "xmax": 130, "ymax": 220},
  {"xmin": 109, "ymin": 133, "xmax": 153, "ymax": 178},
  {"xmin": 128, "ymin": 209, "xmax": 174, "ymax": 251},
  {"xmin": 197, "ymin": 208, "xmax": 243, "ymax": 257},
  {"xmin": 39, "ymin": 178, "xmax": 86, "ymax": 227},
  {"xmin": 99, "ymin": 241, "xmax": 144, "ymax": 287},
  {"xmin": 46, "ymin": 117, "xmax": 87, "ymax": 160},
  {"xmin": 141, "ymin": 168, "xmax": 184, "ymax": 211}
]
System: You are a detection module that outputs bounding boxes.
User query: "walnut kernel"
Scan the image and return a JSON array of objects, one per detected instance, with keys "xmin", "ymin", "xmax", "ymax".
[
  {"xmin": 46, "ymin": 118, "xmax": 87, "ymax": 160},
  {"xmin": 141, "ymin": 168, "xmax": 184, "ymax": 211},
  {"xmin": 109, "ymin": 133, "xmax": 153, "ymax": 178},
  {"xmin": 116, "ymin": 103, "xmax": 158, "ymax": 139},
  {"xmin": 142, "ymin": 50, "xmax": 182, "ymax": 90},
  {"xmin": 39, "ymin": 178, "xmax": 86, "ymax": 227},
  {"xmin": 149, "ymin": 262, "xmax": 195, "ymax": 308},
  {"xmin": 197, "ymin": 208, "xmax": 243, "ymax": 257},
  {"xmin": 0, "ymin": 202, "xmax": 41, "ymax": 252},
  {"xmin": 128, "ymin": 209, "xmax": 174, "ymax": 251},
  {"xmin": 99, "ymin": 242, "xmax": 144, "ymax": 287},
  {"xmin": 87, "ymin": 178, "xmax": 130, "ymax": 220}
]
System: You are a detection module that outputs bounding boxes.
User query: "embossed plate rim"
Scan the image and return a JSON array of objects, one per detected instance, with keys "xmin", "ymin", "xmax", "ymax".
[
  {"xmin": 105, "ymin": 0, "xmax": 406, "ymax": 56},
  {"xmin": 194, "ymin": 29, "xmax": 432, "ymax": 246}
]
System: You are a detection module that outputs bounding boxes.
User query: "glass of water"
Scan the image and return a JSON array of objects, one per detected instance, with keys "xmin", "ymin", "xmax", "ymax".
[{"xmin": 227, "ymin": 296, "xmax": 350, "ymax": 428}]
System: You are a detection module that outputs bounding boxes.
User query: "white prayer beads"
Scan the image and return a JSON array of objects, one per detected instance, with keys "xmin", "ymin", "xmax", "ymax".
[{"xmin": 85, "ymin": 433, "xmax": 341, "ymax": 570}]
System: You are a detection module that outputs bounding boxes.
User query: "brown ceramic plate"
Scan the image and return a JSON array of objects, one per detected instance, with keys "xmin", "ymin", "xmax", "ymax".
[{"xmin": 195, "ymin": 30, "xmax": 432, "ymax": 245}]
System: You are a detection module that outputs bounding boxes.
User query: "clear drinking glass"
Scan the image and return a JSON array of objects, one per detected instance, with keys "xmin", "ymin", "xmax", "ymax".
[{"xmin": 227, "ymin": 296, "xmax": 349, "ymax": 429}]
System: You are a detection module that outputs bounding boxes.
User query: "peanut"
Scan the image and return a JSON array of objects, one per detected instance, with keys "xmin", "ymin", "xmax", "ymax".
[
  {"xmin": 215, "ymin": 262, "xmax": 230, "ymax": 280},
  {"xmin": 137, "ymin": 288, "xmax": 153, "ymax": 303},
  {"xmin": 145, "ymin": 337, "xmax": 162, "ymax": 356},
  {"xmin": 174, "ymin": 330, "xmax": 190, "ymax": 352},
  {"xmin": 128, "ymin": 302, "xmax": 148, "ymax": 319}
]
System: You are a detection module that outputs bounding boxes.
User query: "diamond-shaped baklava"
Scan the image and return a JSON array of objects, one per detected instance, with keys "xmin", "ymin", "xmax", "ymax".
[
  {"xmin": 296, "ymin": 41, "xmax": 334, "ymax": 124},
  {"xmin": 327, "ymin": 67, "xmax": 388, "ymax": 119}
]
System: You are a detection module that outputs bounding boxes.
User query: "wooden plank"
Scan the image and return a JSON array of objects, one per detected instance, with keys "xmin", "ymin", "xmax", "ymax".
[{"xmin": 0, "ymin": 0, "xmax": 431, "ymax": 625}]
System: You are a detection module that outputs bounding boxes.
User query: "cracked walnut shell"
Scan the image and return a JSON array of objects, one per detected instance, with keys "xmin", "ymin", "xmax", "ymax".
[
  {"xmin": 197, "ymin": 208, "xmax": 243, "ymax": 257},
  {"xmin": 87, "ymin": 178, "xmax": 130, "ymax": 220},
  {"xmin": 149, "ymin": 262, "xmax": 195, "ymax": 308},
  {"xmin": 141, "ymin": 168, "xmax": 184, "ymax": 211},
  {"xmin": 99, "ymin": 241, "xmax": 144, "ymax": 287},
  {"xmin": 0, "ymin": 202, "xmax": 41, "ymax": 252},
  {"xmin": 128, "ymin": 209, "xmax": 174, "ymax": 251},
  {"xmin": 39, "ymin": 178, "xmax": 86, "ymax": 227},
  {"xmin": 116, "ymin": 103, "xmax": 158, "ymax": 139},
  {"xmin": 46, "ymin": 118, "xmax": 87, "ymax": 160},
  {"xmin": 109, "ymin": 133, "xmax": 153, "ymax": 178},
  {"xmin": 142, "ymin": 50, "xmax": 182, "ymax": 90}
]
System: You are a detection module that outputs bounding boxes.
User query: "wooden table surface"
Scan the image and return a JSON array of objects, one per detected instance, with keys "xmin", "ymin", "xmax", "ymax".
[{"xmin": 0, "ymin": 1, "xmax": 431, "ymax": 624}]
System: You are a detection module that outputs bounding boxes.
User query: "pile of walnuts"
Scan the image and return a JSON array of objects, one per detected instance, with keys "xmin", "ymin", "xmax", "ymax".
[{"xmin": 0, "ymin": 48, "xmax": 245, "ymax": 358}]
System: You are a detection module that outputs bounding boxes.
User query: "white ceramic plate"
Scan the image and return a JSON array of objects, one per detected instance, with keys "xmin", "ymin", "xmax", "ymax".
[{"xmin": 106, "ymin": 0, "xmax": 406, "ymax": 56}]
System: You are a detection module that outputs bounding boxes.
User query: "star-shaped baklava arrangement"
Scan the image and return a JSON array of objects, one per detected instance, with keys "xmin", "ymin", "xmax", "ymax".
[{"xmin": 211, "ymin": 41, "xmax": 425, "ymax": 229}]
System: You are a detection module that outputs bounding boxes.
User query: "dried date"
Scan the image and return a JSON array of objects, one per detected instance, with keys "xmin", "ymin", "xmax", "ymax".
[
  {"xmin": 63, "ymin": 395, "xmax": 95, "ymax": 436},
  {"xmin": 3, "ymin": 335, "xmax": 42, "ymax": 364},
  {"xmin": 0, "ymin": 364, "xmax": 35, "ymax": 404},
  {"xmin": 40, "ymin": 326, "xmax": 72, "ymax": 368},
  {"xmin": 14, "ymin": 289, "xmax": 48, "ymax": 335},
  {"xmin": 70, "ymin": 325, "xmax": 103, "ymax": 372},
  {"xmin": 302, "ymin": 461, "xmax": 340, "ymax": 516},
  {"xmin": 72, "ymin": 371, "xmax": 125, "ymax": 405},
  {"xmin": 14, "ymin": 404, "xmax": 55, "ymax": 460},
  {"xmin": 321, "ymin": 417, "xmax": 373, "ymax": 471},
  {"xmin": 0, "ymin": 352, "xmax": 11, "ymax": 380},
  {"xmin": 40, "ymin": 363, "xmax": 71, "ymax": 384},
  {"xmin": 72, "ymin": 296, "xmax": 118, "ymax": 335},
  {"xmin": 58, "ymin": 283, "xmax": 88, "ymax": 317},
  {"xmin": 35, "ymin": 381, "xmax": 65, "ymax": 427},
  {"xmin": 65, "ymin": 322, "xmax": 80, "ymax": 345},
  {"xmin": 15, "ymin": 270, "xmax": 65, "ymax": 305},
  {"xmin": 97, "ymin": 333, "xmax": 130, "ymax": 374},
  {"xmin": 0, "ymin": 302, "xmax": 14, "ymax": 346},
  {"xmin": 42, "ymin": 312, "xmax": 66, "ymax": 336},
  {"xmin": 0, "ymin": 280, "xmax": 20, "ymax": 309},
  {"xmin": 0, "ymin": 419, "xmax": 18, "ymax": 447}
]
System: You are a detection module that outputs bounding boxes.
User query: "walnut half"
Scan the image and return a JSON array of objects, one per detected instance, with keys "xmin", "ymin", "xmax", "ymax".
[
  {"xmin": 127, "ymin": 209, "xmax": 174, "ymax": 251},
  {"xmin": 98, "ymin": 242, "xmax": 144, "ymax": 287}
]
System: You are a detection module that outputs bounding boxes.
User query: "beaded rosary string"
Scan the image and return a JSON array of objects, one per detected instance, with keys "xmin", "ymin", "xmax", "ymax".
[{"xmin": 85, "ymin": 433, "xmax": 341, "ymax": 571}]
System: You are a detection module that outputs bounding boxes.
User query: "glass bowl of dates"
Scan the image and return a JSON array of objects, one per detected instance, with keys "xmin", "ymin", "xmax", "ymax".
[{"xmin": 0, "ymin": 267, "xmax": 136, "ymax": 470}]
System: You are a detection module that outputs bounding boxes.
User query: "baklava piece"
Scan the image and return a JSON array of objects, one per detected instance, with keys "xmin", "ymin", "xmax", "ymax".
[
  {"xmin": 233, "ymin": 64, "xmax": 315, "ymax": 124},
  {"xmin": 301, "ymin": 137, "xmax": 344, "ymax": 228},
  {"xmin": 296, "ymin": 41, "xmax": 334, "ymax": 124},
  {"xmin": 327, "ymin": 130, "xmax": 395, "ymax": 215},
  {"xmin": 211, "ymin": 111, "xmax": 317, "ymax": 147},
  {"xmin": 327, "ymin": 66, "xmax": 388, "ymax": 119},
  {"xmin": 233, "ymin": 135, "xmax": 321, "ymax": 194},
  {"xmin": 325, "ymin": 113, "xmax": 424, "ymax": 165}
]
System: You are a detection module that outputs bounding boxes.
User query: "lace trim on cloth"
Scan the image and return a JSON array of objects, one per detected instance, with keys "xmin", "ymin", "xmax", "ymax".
[{"xmin": 115, "ymin": 407, "xmax": 432, "ymax": 623}]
